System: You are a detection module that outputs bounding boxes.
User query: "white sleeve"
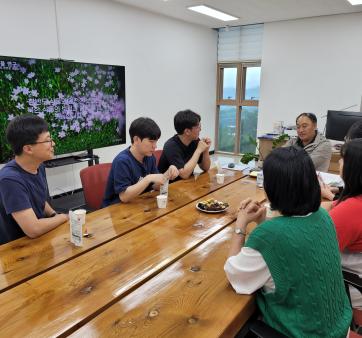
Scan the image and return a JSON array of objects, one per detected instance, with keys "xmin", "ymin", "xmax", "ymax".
[{"xmin": 224, "ymin": 246, "xmax": 274, "ymax": 294}]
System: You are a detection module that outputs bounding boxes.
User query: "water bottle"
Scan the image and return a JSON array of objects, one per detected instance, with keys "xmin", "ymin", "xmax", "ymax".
[
  {"xmin": 256, "ymin": 171, "xmax": 264, "ymax": 188},
  {"xmin": 160, "ymin": 179, "xmax": 169, "ymax": 195}
]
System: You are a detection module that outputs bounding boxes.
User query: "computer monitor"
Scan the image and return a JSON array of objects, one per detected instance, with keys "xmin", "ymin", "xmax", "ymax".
[{"xmin": 325, "ymin": 110, "xmax": 362, "ymax": 141}]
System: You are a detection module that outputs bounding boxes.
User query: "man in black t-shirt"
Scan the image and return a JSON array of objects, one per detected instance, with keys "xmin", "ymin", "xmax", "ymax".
[{"xmin": 158, "ymin": 109, "xmax": 211, "ymax": 181}]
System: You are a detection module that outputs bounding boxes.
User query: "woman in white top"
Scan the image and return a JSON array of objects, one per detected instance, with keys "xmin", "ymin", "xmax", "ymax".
[{"xmin": 224, "ymin": 146, "xmax": 351, "ymax": 337}]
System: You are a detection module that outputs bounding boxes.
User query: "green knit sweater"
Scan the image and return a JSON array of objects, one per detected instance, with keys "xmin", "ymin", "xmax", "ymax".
[{"xmin": 246, "ymin": 208, "xmax": 352, "ymax": 338}]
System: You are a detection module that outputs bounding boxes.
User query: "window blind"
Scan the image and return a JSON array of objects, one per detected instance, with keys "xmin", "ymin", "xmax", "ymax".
[{"xmin": 218, "ymin": 24, "xmax": 264, "ymax": 62}]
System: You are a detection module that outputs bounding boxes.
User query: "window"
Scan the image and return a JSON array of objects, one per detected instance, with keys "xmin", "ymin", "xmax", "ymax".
[{"xmin": 215, "ymin": 62, "xmax": 261, "ymax": 155}]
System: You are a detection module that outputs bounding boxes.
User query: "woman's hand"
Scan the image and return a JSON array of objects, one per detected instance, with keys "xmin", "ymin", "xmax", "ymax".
[
  {"xmin": 319, "ymin": 180, "xmax": 335, "ymax": 201},
  {"xmin": 236, "ymin": 198, "xmax": 266, "ymax": 231}
]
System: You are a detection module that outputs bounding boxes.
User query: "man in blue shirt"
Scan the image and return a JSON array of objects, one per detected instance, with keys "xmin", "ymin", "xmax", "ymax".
[
  {"xmin": 0, "ymin": 115, "xmax": 68, "ymax": 245},
  {"xmin": 103, "ymin": 117, "xmax": 179, "ymax": 206}
]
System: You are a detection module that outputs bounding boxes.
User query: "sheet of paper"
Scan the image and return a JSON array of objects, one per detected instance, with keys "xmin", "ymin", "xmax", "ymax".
[{"xmin": 317, "ymin": 171, "xmax": 344, "ymax": 187}]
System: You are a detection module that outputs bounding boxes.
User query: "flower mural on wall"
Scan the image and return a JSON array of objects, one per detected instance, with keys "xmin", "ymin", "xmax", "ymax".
[{"xmin": 0, "ymin": 57, "xmax": 126, "ymax": 163}]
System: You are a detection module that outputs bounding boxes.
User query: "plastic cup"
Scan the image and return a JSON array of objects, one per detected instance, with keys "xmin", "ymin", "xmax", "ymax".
[
  {"xmin": 216, "ymin": 173, "xmax": 225, "ymax": 184},
  {"xmin": 74, "ymin": 209, "xmax": 86, "ymax": 224},
  {"xmin": 156, "ymin": 194, "xmax": 168, "ymax": 208}
]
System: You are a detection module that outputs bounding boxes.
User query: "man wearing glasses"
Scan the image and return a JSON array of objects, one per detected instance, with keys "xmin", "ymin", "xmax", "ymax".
[
  {"xmin": 158, "ymin": 109, "xmax": 211, "ymax": 181},
  {"xmin": 0, "ymin": 114, "xmax": 68, "ymax": 245}
]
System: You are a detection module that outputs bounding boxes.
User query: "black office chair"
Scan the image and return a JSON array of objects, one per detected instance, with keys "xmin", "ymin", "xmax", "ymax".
[
  {"xmin": 239, "ymin": 272, "xmax": 362, "ymax": 338},
  {"xmin": 343, "ymin": 269, "xmax": 362, "ymax": 334},
  {"xmin": 247, "ymin": 320, "xmax": 287, "ymax": 338}
]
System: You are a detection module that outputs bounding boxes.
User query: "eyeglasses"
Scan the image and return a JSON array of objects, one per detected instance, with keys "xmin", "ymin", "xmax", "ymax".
[{"xmin": 31, "ymin": 138, "xmax": 54, "ymax": 145}]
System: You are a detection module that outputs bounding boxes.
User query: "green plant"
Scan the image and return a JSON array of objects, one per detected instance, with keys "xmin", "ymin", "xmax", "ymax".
[
  {"xmin": 240, "ymin": 136, "xmax": 260, "ymax": 164},
  {"xmin": 240, "ymin": 152, "xmax": 258, "ymax": 164},
  {"xmin": 272, "ymin": 133, "xmax": 289, "ymax": 149}
]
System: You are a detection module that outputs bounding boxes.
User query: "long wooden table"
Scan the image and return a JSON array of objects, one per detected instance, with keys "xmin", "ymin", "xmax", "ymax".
[
  {"xmin": 0, "ymin": 171, "xmax": 265, "ymax": 337},
  {"xmin": 69, "ymin": 224, "xmax": 256, "ymax": 338},
  {"xmin": 0, "ymin": 168, "xmax": 243, "ymax": 293}
]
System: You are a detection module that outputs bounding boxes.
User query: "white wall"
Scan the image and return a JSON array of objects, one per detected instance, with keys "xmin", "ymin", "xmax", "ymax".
[
  {"xmin": 258, "ymin": 12, "xmax": 362, "ymax": 135},
  {"xmin": 0, "ymin": 0, "xmax": 217, "ymax": 195}
]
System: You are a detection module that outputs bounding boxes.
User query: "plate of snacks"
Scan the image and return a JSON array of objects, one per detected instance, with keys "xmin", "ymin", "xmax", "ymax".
[{"xmin": 196, "ymin": 198, "xmax": 229, "ymax": 213}]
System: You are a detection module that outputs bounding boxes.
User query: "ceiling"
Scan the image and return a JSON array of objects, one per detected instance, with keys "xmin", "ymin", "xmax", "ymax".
[{"xmin": 112, "ymin": 0, "xmax": 362, "ymax": 28}]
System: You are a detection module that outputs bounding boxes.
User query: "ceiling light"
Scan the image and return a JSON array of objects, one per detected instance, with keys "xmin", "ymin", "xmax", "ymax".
[
  {"xmin": 187, "ymin": 5, "xmax": 238, "ymax": 21},
  {"xmin": 347, "ymin": 0, "xmax": 362, "ymax": 4}
]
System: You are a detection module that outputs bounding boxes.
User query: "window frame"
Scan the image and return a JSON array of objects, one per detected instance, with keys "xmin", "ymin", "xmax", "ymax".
[{"xmin": 215, "ymin": 61, "xmax": 261, "ymax": 155}]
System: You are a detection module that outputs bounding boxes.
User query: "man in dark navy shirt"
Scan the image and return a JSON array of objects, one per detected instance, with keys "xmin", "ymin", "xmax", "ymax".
[
  {"xmin": 158, "ymin": 109, "xmax": 211, "ymax": 181},
  {"xmin": 102, "ymin": 117, "xmax": 178, "ymax": 206},
  {"xmin": 0, "ymin": 115, "xmax": 68, "ymax": 245}
]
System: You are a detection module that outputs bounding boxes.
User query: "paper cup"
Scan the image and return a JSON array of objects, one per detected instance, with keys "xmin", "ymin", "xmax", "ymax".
[
  {"xmin": 156, "ymin": 194, "xmax": 168, "ymax": 208},
  {"xmin": 216, "ymin": 173, "xmax": 225, "ymax": 184}
]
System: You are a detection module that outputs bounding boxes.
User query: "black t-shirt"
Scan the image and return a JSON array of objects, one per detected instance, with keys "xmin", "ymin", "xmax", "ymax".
[{"xmin": 158, "ymin": 135, "xmax": 203, "ymax": 181}]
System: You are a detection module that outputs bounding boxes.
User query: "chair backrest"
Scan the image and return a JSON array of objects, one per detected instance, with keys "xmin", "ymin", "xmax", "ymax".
[
  {"xmin": 343, "ymin": 270, "xmax": 362, "ymax": 331},
  {"xmin": 154, "ymin": 149, "xmax": 163, "ymax": 167},
  {"xmin": 79, "ymin": 163, "xmax": 112, "ymax": 210}
]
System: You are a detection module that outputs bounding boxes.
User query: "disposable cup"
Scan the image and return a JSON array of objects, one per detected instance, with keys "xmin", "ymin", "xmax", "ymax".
[
  {"xmin": 156, "ymin": 194, "xmax": 168, "ymax": 208},
  {"xmin": 216, "ymin": 173, "xmax": 225, "ymax": 184}
]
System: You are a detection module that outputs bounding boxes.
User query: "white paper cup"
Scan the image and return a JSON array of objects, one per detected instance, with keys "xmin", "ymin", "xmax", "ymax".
[
  {"xmin": 156, "ymin": 195, "xmax": 168, "ymax": 208},
  {"xmin": 216, "ymin": 173, "xmax": 225, "ymax": 184},
  {"xmin": 74, "ymin": 209, "xmax": 86, "ymax": 224}
]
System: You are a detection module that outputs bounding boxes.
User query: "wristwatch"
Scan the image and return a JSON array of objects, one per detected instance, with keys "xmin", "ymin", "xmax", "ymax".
[{"xmin": 234, "ymin": 228, "xmax": 246, "ymax": 236}]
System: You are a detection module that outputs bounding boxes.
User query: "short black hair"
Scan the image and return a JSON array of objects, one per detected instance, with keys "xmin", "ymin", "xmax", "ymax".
[
  {"xmin": 346, "ymin": 120, "xmax": 362, "ymax": 140},
  {"xmin": 337, "ymin": 138, "xmax": 362, "ymax": 203},
  {"xmin": 174, "ymin": 109, "xmax": 201, "ymax": 135},
  {"xmin": 263, "ymin": 146, "xmax": 321, "ymax": 216},
  {"xmin": 129, "ymin": 117, "xmax": 161, "ymax": 144},
  {"xmin": 6, "ymin": 114, "xmax": 49, "ymax": 156},
  {"xmin": 296, "ymin": 112, "xmax": 317, "ymax": 125}
]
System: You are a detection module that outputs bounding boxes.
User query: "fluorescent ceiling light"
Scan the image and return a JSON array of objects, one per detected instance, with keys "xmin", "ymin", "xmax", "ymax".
[
  {"xmin": 347, "ymin": 0, "xmax": 362, "ymax": 4},
  {"xmin": 188, "ymin": 5, "xmax": 238, "ymax": 21}
]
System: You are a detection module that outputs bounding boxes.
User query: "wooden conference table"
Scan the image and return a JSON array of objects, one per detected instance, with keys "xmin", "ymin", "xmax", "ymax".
[{"xmin": 0, "ymin": 168, "xmax": 266, "ymax": 337}]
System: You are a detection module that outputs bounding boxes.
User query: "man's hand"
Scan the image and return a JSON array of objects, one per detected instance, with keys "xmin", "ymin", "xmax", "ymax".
[
  {"xmin": 202, "ymin": 137, "xmax": 212, "ymax": 148},
  {"xmin": 197, "ymin": 139, "xmax": 209, "ymax": 153},
  {"xmin": 165, "ymin": 165, "xmax": 179, "ymax": 180},
  {"xmin": 147, "ymin": 173, "xmax": 167, "ymax": 186}
]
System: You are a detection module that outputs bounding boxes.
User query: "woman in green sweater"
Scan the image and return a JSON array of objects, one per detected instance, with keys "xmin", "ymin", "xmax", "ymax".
[{"xmin": 224, "ymin": 146, "xmax": 351, "ymax": 338}]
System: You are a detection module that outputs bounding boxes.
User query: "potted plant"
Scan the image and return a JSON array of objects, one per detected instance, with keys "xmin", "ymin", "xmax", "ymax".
[
  {"xmin": 272, "ymin": 133, "xmax": 289, "ymax": 149},
  {"xmin": 240, "ymin": 136, "xmax": 260, "ymax": 165},
  {"xmin": 240, "ymin": 134, "xmax": 290, "ymax": 167}
]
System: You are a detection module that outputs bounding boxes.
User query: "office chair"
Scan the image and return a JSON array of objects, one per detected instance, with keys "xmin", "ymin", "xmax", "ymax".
[
  {"xmin": 343, "ymin": 270, "xmax": 362, "ymax": 335},
  {"xmin": 244, "ymin": 276, "xmax": 361, "ymax": 338},
  {"xmin": 80, "ymin": 163, "xmax": 112, "ymax": 210},
  {"xmin": 154, "ymin": 149, "xmax": 163, "ymax": 167}
]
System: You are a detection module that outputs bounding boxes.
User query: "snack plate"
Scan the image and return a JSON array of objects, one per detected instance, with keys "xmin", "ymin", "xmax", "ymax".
[
  {"xmin": 196, "ymin": 203, "xmax": 229, "ymax": 213},
  {"xmin": 249, "ymin": 171, "xmax": 258, "ymax": 178}
]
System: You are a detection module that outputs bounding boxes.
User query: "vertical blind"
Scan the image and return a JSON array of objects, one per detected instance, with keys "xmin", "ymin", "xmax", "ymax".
[{"xmin": 218, "ymin": 24, "xmax": 264, "ymax": 62}]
